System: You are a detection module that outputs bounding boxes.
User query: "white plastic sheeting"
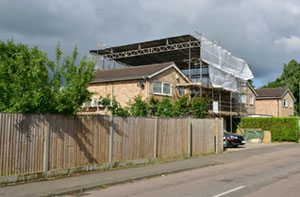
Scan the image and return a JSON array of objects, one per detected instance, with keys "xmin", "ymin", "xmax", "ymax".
[{"xmin": 201, "ymin": 37, "xmax": 253, "ymax": 92}]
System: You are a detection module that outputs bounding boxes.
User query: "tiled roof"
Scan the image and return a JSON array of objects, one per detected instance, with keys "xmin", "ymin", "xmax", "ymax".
[
  {"xmin": 255, "ymin": 87, "xmax": 289, "ymax": 99},
  {"xmin": 91, "ymin": 62, "xmax": 175, "ymax": 83}
]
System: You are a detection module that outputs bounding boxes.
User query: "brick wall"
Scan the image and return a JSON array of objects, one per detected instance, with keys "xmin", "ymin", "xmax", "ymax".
[
  {"xmin": 87, "ymin": 67, "xmax": 189, "ymax": 113},
  {"xmin": 255, "ymin": 99, "xmax": 279, "ymax": 117}
]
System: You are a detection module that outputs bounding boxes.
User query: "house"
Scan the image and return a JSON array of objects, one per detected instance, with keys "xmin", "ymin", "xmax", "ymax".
[
  {"xmin": 88, "ymin": 34, "xmax": 254, "ymax": 131},
  {"xmin": 87, "ymin": 62, "xmax": 191, "ymax": 111},
  {"xmin": 254, "ymin": 87, "xmax": 295, "ymax": 117}
]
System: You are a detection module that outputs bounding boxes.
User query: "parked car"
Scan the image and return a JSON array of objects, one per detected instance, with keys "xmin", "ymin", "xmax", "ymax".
[{"xmin": 223, "ymin": 132, "xmax": 246, "ymax": 148}]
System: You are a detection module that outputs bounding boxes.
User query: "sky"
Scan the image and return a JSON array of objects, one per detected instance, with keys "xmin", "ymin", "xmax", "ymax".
[{"xmin": 1, "ymin": 0, "xmax": 300, "ymax": 87}]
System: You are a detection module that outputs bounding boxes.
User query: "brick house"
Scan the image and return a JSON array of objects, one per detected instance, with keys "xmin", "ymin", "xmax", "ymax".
[
  {"xmin": 87, "ymin": 62, "xmax": 191, "ymax": 112},
  {"xmin": 255, "ymin": 87, "xmax": 295, "ymax": 117}
]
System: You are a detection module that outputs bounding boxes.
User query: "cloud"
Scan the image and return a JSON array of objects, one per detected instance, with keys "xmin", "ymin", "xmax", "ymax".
[
  {"xmin": 274, "ymin": 36, "xmax": 300, "ymax": 52},
  {"xmin": 0, "ymin": 0, "xmax": 300, "ymax": 86}
]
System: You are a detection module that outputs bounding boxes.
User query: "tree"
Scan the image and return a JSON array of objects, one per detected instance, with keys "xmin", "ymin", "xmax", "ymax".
[
  {"xmin": 0, "ymin": 40, "xmax": 95, "ymax": 114},
  {"xmin": 263, "ymin": 59, "xmax": 300, "ymax": 114}
]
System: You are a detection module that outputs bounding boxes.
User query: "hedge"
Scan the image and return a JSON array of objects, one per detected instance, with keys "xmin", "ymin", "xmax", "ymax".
[{"xmin": 239, "ymin": 117, "xmax": 299, "ymax": 142}]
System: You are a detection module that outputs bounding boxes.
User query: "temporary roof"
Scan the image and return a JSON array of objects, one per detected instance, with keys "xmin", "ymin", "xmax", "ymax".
[
  {"xmin": 90, "ymin": 35, "xmax": 202, "ymax": 69},
  {"xmin": 90, "ymin": 34, "xmax": 254, "ymax": 92},
  {"xmin": 91, "ymin": 62, "xmax": 190, "ymax": 83}
]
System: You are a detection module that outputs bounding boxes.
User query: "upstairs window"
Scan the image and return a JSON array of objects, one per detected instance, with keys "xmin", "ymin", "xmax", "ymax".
[
  {"xmin": 238, "ymin": 94, "xmax": 246, "ymax": 104},
  {"xmin": 153, "ymin": 81, "xmax": 171, "ymax": 96},
  {"xmin": 249, "ymin": 95, "xmax": 254, "ymax": 105},
  {"xmin": 282, "ymin": 99, "xmax": 288, "ymax": 107}
]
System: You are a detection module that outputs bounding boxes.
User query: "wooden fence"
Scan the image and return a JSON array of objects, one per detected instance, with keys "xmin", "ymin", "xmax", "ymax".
[{"xmin": 0, "ymin": 112, "xmax": 223, "ymax": 179}]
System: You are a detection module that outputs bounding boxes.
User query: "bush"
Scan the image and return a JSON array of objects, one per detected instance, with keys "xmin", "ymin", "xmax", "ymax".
[
  {"xmin": 101, "ymin": 96, "xmax": 129, "ymax": 117},
  {"xmin": 128, "ymin": 96, "xmax": 149, "ymax": 117},
  {"xmin": 155, "ymin": 98, "xmax": 175, "ymax": 117},
  {"xmin": 173, "ymin": 95, "xmax": 190, "ymax": 117},
  {"xmin": 239, "ymin": 117, "xmax": 299, "ymax": 142},
  {"xmin": 190, "ymin": 96, "xmax": 209, "ymax": 118}
]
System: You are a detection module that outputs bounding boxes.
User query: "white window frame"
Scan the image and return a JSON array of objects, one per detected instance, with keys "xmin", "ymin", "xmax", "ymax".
[
  {"xmin": 282, "ymin": 99, "xmax": 288, "ymax": 108},
  {"xmin": 238, "ymin": 94, "xmax": 246, "ymax": 104},
  {"xmin": 249, "ymin": 95, "xmax": 254, "ymax": 105},
  {"xmin": 153, "ymin": 81, "xmax": 172, "ymax": 96}
]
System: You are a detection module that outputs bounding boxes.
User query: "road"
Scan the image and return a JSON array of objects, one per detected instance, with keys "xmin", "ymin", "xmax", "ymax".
[{"xmin": 79, "ymin": 144, "xmax": 300, "ymax": 197}]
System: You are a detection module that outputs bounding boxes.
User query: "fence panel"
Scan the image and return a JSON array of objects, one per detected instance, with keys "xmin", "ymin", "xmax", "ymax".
[
  {"xmin": 0, "ymin": 113, "xmax": 45, "ymax": 176},
  {"xmin": 48, "ymin": 114, "xmax": 110, "ymax": 171},
  {"xmin": 157, "ymin": 118, "xmax": 188, "ymax": 158},
  {"xmin": 0, "ymin": 112, "xmax": 222, "ymax": 179},
  {"xmin": 191, "ymin": 118, "xmax": 215, "ymax": 155},
  {"xmin": 112, "ymin": 117, "xmax": 155, "ymax": 162}
]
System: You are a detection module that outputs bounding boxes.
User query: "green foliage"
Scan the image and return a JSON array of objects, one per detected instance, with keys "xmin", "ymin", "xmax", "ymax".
[
  {"xmin": 0, "ymin": 40, "xmax": 95, "ymax": 114},
  {"xmin": 173, "ymin": 95, "xmax": 190, "ymax": 117},
  {"xmin": 128, "ymin": 96, "xmax": 149, "ymax": 117},
  {"xmin": 101, "ymin": 96, "xmax": 129, "ymax": 117},
  {"xmin": 263, "ymin": 59, "xmax": 300, "ymax": 114},
  {"xmin": 101, "ymin": 95, "xmax": 209, "ymax": 118},
  {"xmin": 148, "ymin": 97, "xmax": 159, "ymax": 116},
  {"xmin": 239, "ymin": 117, "xmax": 299, "ymax": 142},
  {"xmin": 190, "ymin": 96, "xmax": 209, "ymax": 118},
  {"xmin": 155, "ymin": 98, "xmax": 175, "ymax": 117}
]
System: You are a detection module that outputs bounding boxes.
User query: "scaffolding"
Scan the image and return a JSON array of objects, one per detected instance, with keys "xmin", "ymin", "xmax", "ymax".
[{"xmin": 90, "ymin": 34, "xmax": 253, "ymax": 132}]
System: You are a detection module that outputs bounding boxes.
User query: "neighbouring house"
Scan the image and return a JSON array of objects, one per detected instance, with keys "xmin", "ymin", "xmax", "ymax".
[
  {"xmin": 254, "ymin": 87, "xmax": 295, "ymax": 117},
  {"xmin": 87, "ymin": 62, "xmax": 191, "ymax": 112}
]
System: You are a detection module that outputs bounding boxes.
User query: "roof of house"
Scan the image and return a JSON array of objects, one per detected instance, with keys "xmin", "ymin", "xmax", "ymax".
[
  {"xmin": 90, "ymin": 62, "xmax": 190, "ymax": 83},
  {"xmin": 255, "ymin": 87, "xmax": 295, "ymax": 101}
]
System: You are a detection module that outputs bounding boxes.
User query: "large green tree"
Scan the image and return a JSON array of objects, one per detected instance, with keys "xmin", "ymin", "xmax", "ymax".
[
  {"xmin": 0, "ymin": 40, "xmax": 95, "ymax": 114},
  {"xmin": 263, "ymin": 59, "xmax": 300, "ymax": 114}
]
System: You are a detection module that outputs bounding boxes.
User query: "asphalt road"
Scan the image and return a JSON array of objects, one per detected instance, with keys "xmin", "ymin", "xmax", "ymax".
[{"xmin": 80, "ymin": 144, "xmax": 300, "ymax": 197}]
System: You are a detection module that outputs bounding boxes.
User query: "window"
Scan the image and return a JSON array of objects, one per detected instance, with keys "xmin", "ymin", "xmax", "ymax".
[
  {"xmin": 282, "ymin": 99, "xmax": 288, "ymax": 107},
  {"xmin": 290, "ymin": 101, "xmax": 293, "ymax": 108},
  {"xmin": 153, "ymin": 81, "xmax": 171, "ymax": 96},
  {"xmin": 238, "ymin": 94, "xmax": 246, "ymax": 104},
  {"xmin": 154, "ymin": 81, "xmax": 162, "ymax": 94},
  {"xmin": 249, "ymin": 95, "xmax": 254, "ymax": 105},
  {"xmin": 178, "ymin": 87, "xmax": 185, "ymax": 96}
]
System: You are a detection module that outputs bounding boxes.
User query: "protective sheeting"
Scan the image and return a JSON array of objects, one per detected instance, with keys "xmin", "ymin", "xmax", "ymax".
[
  {"xmin": 201, "ymin": 37, "xmax": 254, "ymax": 92},
  {"xmin": 244, "ymin": 129, "xmax": 265, "ymax": 143}
]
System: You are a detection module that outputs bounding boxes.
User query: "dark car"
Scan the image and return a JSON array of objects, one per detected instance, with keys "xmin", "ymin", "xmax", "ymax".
[{"xmin": 223, "ymin": 132, "xmax": 246, "ymax": 148}]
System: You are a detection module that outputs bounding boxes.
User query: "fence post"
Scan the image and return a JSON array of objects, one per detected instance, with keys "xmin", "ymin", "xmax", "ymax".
[
  {"xmin": 187, "ymin": 117, "xmax": 191, "ymax": 157},
  {"xmin": 215, "ymin": 118, "xmax": 219, "ymax": 154},
  {"xmin": 219, "ymin": 118, "xmax": 223, "ymax": 153},
  {"xmin": 108, "ymin": 115, "xmax": 113, "ymax": 166},
  {"xmin": 43, "ymin": 118, "xmax": 50, "ymax": 176},
  {"xmin": 153, "ymin": 117, "xmax": 158, "ymax": 159}
]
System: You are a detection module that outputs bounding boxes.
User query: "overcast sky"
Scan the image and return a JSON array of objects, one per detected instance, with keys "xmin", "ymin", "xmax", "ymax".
[{"xmin": 1, "ymin": 0, "xmax": 300, "ymax": 87}]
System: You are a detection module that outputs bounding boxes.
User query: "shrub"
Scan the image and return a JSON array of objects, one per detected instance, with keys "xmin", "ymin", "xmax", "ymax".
[
  {"xmin": 239, "ymin": 117, "xmax": 299, "ymax": 142},
  {"xmin": 148, "ymin": 97, "xmax": 159, "ymax": 116},
  {"xmin": 190, "ymin": 96, "xmax": 209, "ymax": 118},
  {"xmin": 128, "ymin": 96, "xmax": 149, "ymax": 117},
  {"xmin": 155, "ymin": 98, "xmax": 175, "ymax": 117},
  {"xmin": 101, "ymin": 96, "xmax": 129, "ymax": 117},
  {"xmin": 173, "ymin": 95, "xmax": 190, "ymax": 117}
]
